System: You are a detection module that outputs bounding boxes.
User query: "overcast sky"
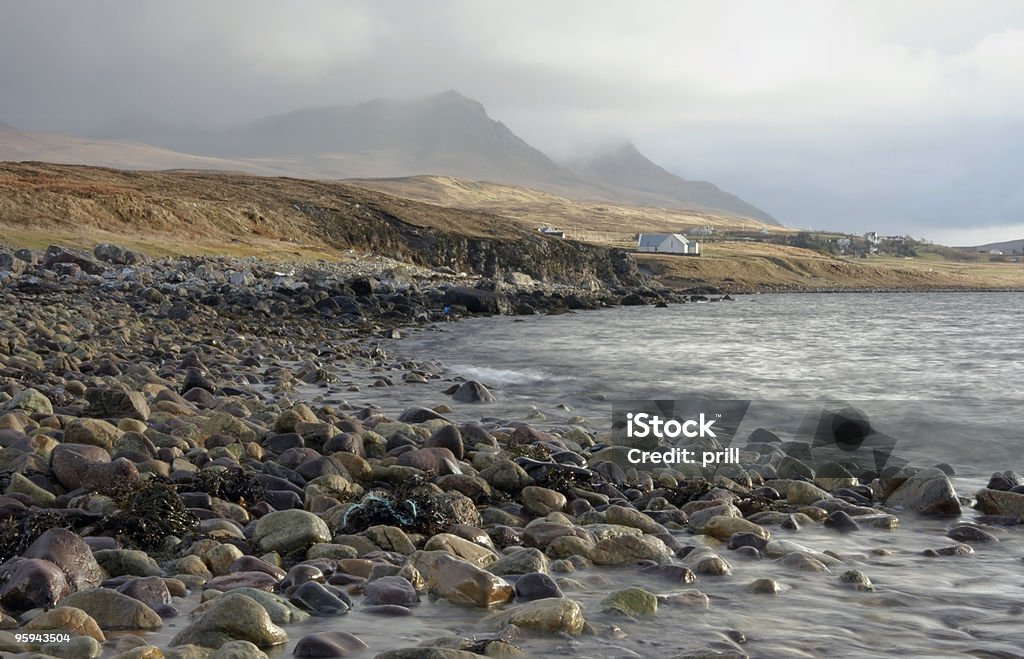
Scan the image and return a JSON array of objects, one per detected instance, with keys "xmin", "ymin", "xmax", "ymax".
[{"xmin": 3, "ymin": 1, "xmax": 1024, "ymax": 243}]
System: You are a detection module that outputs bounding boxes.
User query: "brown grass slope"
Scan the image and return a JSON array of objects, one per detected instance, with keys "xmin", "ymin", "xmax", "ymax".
[
  {"xmin": 639, "ymin": 242, "xmax": 1024, "ymax": 291},
  {"xmin": 0, "ymin": 162, "xmax": 532, "ymax": 257},
  {"xmin": 346, "ymin": 175, "xmax": 775, "ymax": 237}
]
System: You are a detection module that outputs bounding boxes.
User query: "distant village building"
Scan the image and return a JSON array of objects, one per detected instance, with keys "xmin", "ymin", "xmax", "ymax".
[
  {"xmin": 538, "ymin": 226, "xmax": 565, "ymax": 238},
  {"xmin": 836, "ymin": 238, "xmax": 852, "ymax": 253},
  {"xmin": 864, "ymin": 232, "xmax": 880, "ymax": 253},
  {"xmin": 692, "ymin": 225, "xmax": 715, "ymax": 236},
  {"xmin": 636, "ymin": 233, "xmax": 700, "ymax": 255}
]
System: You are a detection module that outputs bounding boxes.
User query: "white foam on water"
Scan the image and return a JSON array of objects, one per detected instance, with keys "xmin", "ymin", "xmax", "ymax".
[{"xmin": 448, "ymin": 364, "xmax": 551, "ymax": 385}]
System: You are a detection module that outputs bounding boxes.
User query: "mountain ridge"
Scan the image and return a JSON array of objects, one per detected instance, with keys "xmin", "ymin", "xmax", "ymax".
[{"xmin": 2, "ymin": 90, "xmax": 778, "ymax": 224}]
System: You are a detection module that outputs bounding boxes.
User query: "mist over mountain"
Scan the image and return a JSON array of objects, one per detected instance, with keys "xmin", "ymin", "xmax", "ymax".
[
  {"xmin": 7, "ymin": 90, "xmax": 777, "ymax": 223},
  {"xmin": 569, "ymin": 141, "xmax": 777, "ymax": 224}
]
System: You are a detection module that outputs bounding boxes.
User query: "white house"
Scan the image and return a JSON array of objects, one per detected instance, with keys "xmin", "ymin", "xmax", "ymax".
[{"xmin": 636, "ymin": 233, "xmax": 700, "ymax": 255}]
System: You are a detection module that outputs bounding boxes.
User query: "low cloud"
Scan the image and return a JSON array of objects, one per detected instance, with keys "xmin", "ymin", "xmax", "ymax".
[{"xmin": 2, "ymin": 0, "xmax": 1023, "ymax": 240}]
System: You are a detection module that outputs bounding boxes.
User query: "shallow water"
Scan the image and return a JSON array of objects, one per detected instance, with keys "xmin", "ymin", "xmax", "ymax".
[
  {"xmin": 119, "ymin": 293, "xmax": 1024, "ymax": 658},
  {"xmin": 386, "ymin": 293, "xmax": 1024, "ymax": 657}
]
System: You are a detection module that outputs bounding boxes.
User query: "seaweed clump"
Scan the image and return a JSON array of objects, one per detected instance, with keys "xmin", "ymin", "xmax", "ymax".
[
  {"xmin": 178, "ymin": 468, "xmax": 264, "ymax": 506},
  {"xmin": 662, "ymin": 478, "xmax": 714, "ymax": 507},
  {"xmin": 340, "ymin": 472, "xmax": 458, "ymax": 537},
  {"xmin": 94, "ymin": 478, "xmax": 200, "ymax": 552}
]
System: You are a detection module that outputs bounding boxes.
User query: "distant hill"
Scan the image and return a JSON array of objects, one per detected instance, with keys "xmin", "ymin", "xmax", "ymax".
[
  {"xmin": 569, "ymin": 141, "xmax": 778, "ymax": 224},
  {"xmin": 963, "ymin": 238, "xmax": 1024, "ymax": 254},
  {"xmin": 0, "ymin": 122, "xmax": 284, "ymax": 174},
  {"xmin": 6, "ymin": 91, "xmax": 778, "ymax": 224}
]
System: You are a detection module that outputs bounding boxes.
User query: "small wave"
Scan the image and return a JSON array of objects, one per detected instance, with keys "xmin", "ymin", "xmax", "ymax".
[{"xmin": 449, "ymin": 365, "xmax": 551, "ymax": 386}]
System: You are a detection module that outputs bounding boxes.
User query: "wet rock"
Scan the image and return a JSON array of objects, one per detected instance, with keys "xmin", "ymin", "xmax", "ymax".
[
  {"xmin": 786, "ymin": 480, "xmax": 832, "ymax": 506},
  {"xmin": 169, "ymin": 592, "xmax": 288, "ymax": 648},
  {"xmin": 93, "ymin": 549, "xmax": 163, "ymax": 577},
  {"xmin": 375, "ymin": 650, "xmax": 480, "ymax": 659},
  {"xmin": 489, "ymin": 548, "xmax": 549, "ymax": 575},
  {"xmin": 521, "ymin": 486, "xmax": 567, "ymax": 516},
  {"xmin": 591, "ymin": 534, "xmax": 673, "ymax": 565},
  {"xmin": 485, "ymin": 597, "xmax": 585, "ymax": 635},
  {"xmin": 687, "ymin": 504, "xmax": 742, "ymax": 534},
  {"xmin": 23, "ymin": 528, "xmax": 104, "ymax": 592},
  {"xmin": 397, "ymin": 447, "xmax": 462, "ymax": 475},
  {"xmin": 116, "ymin": 576, "xmax": 173, "ymax": 609},
  {"xmin": 364, "ymin": 525, "xmax": 417, "ymax": 555},
  {"xmin": 884, "ymin": 467, "xmax": 961, "ymax": 516},
  {"xmin": 444, "ymin": 287, "xmax": 509, "ymax": 315},
  {"xmin": 293, "ymin": 631, "xmax": 369, "ymax": 657},
  {"xmin": 43, "ymin": 634, "xmax": 104, "ymax": 659},
  {"xmin": 196, "ymin": 588, "xmax": 309, "ymax": 626},
  {"xmin": 252, "ymin": 510, "xmax": 331, "ymax": 553},
  {"xmin": 777, "ymin": 553, "xmax": 830, "ymax": 573},
  {"xmin": 425, "ymin": 425, "xmax": 465, "ymax": 460},
  {"xmin": 749, "ymin": 578, "xmax": 782, "ymax": 594},
  {"xmin": 289, "ymin": 581, "xmax": 351, "ymax": 616},
  {"xmin": 480, "ymin": 459, "xmax": 533, "ymax": 491},
  {"xmin": 0, "ymin": 557, "xmax": 72, "ymax": 611},
  {"xmin": 22, "ymin": 605, "xmax": 106, "ymax": 642},
  {"xmin": 975, "ymin": 488, "xmax": 1024, "ymax": 518},
  {"xmin": 61, "ymin": 588, "xmax": 163, "ymax": 630},
  {"xmin": 602, "ymin": 587, "xmax": 658, "ymax": 616},
  {"xmin": 923, "ymin": 544, "xmax": 975, "ymax": 557},
  {"xmin": 363, "ymin": 576, "xmax": 419, "ymax": 606},
  {"xmin": 451, "ymin": 381, "xmax": 496, "ymax": 403},
  {"xmin": 986, "ymin": 471, "xmax": 1022, "ymax": 492},
  {"xmin": 726, "ymin": 533, "xmax": 768, "ymax": 552},
  {"xmin": 946, "ymin": 525, "xmax": 999, "ymax": 543},
  {"xmin": 639, "ymin": 564, "xmax": 697, "ymax": 584},
  {"xmin": 425, "ymin": 554, "xmax": 514, "ymax": 607},
  {"xmin": 206, "ymin": 572, "xmax": 279, "ymax": 592},
  {"xmin": 604, "ymin": 504, "xmax": 668, "ymax": 535},
  {"xmin": 824, "ymin": 510, "xmax": 861, "ymax": 533},
  {"xmin": 513, "ymin": 572, "xmax": 563, "ymax": 601},
  {"xmin": 704, "ymin": 516, "xmax": 770, "ymax": 542},
  {"xmin": 682, "ymin": 547, "xmax": 732, "ymax": 576},
  {"xmin": 212, "ymin": 640, "xmax": 271, "ymax": 659},
  {"xmin": 397, "ymin": 406, "xmax": 447, "ymax": 424},
  {"xmin": 839, "ymin": 569, "xmax": 874, "ymax": 591},
  {"xmin": 423, "ymin": 533, "xmax": 498, "ymax": 567}
]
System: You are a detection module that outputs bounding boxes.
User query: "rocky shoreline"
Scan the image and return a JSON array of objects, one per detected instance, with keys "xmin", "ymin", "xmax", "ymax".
[{"xmin": 0, "ymin": 244, "xmax": 1022, "ymax": 659}]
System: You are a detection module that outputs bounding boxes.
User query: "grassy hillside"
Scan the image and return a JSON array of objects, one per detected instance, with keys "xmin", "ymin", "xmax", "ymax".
[
  {"xmin": 1, "ymin": 162, "xmax": 1019, "ymax": 291},
  {"xmin": 347, "ymin": 175, "xmax": 776, "ymax": 237},
  {"xmin": 638, "ymin": 242, "xmax": 1024, "ymax": 291}
]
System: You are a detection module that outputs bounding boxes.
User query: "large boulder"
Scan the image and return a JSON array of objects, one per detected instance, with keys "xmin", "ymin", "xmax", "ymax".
[
  {"xmin": 0, "ymin": 558, "xmax": 72, "ymax": 611},
  {"xmin": 885, "ymin": 467, "xmax": 961, "ymax": 516},
  {"xmin": 169, "ymin": 592, "xmax": 288, "ymax": 648},
  {"xmin": 23, "ymin": 528, "xmax": 105, "ymax": 592},
  {"xmin": 590, "ymin": 534, "xmax": 673, "ymax": 565},
  {"xmin": 85, "ymin": 388, "xmax": 151, "ymax": 421},
  {"xmin": 975, "ymin": 488, "xmax": 1024, "ymax": 518},
  {"xmin": 425, "ymin": 554, "xmax": 513, "ymax": 607},
  {"xmin": 4, "ymin": 388, "xmax": 53, "ymax": 415},
  {"xmin": 444, "ymin": 287, "xmax": 510, "ymax": 315},
  {"xmin": 252, "ymin": 510, "xmax": 331, "ymax": 553},
  {"xmin": 61, "ymin": 587, "xmax": 163, "ymax": 630},
  {"xmin": 484, "ymin": 597, "xmax": 586, "ymax": 635},
  {"xmin": 451, "ymin": 381, "xmax": 496, "ymax": 403},
  {"xmin": 43, "ymin": 245, "xmax": 105, "ymax": 275}
]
